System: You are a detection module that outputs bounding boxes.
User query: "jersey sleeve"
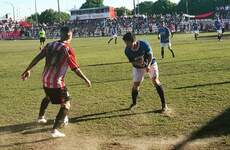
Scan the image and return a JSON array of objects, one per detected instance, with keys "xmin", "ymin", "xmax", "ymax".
[
  {"xmin": 143, "ymin": 42, "xmax": 152, "ymax": 55},
  {"xmin": 67, "ymin": 47, "xmax": 80, "ymax": 70}
]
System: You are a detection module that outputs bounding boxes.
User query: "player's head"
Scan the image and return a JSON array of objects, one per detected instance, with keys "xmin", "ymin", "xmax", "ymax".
[
  {"xmin": 122, "ymin": 32, "xmax": 136, "ymax": 48},
  {"xmin": 60, "ymin": 26, "xmax": 73, "ymax": 42}
]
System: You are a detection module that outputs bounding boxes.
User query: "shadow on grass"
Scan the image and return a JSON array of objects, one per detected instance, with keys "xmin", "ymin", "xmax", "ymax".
[
  {"xmin": 175, "ymin": 81, "xmax": 230, "ymax": 89},
  {"xmin": 0, "ymin": 138, "xmax": 53, "ymax": 148},
  {"xmin": 0, "ymin": 120, "xmax": 53, "ymax": 135},
  {"xmin": 198, "ymin": 33, "xmax": 230, "ymax": 38},
  {"xmin": 0, "ymin": 108, "xmax": 162, "ymax": 135},
  {"xmin": 86, "ymin": 61, "xmax": 128, "ymax": 67},
  {"xmin": 70, "ymin": 108, "xmax": 164, "ymax": 123},
  {"xmin": 172, "ymin": 107, "xmax": 230, "ymax": 150}
]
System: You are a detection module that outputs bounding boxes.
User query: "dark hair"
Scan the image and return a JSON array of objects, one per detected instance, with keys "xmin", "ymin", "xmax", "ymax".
[
  {"xmin": 60, "ymin": 26, "xmax": 72, "ymax": 34},
  {"xmin": 122, "ymin": 32, "xmax": 135, "ymax": 42}
]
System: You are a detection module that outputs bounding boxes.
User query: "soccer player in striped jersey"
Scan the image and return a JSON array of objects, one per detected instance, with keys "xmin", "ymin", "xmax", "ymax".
[
  {"xmin": 158, "ymin": 22, "xmax": 175, "ymax": 59},
  {"xmin": 21, "ymin": 26, "xmax": 91, "ymax": 138},
  {"xmin": 123, "ymin": 32, "xmax": 168, "ymax": 112}
]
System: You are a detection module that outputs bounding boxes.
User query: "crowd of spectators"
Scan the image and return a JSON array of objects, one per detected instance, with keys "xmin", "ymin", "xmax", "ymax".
[{"xmin": 0, "ymin": 12, "xmax": 230, "ymax": 40}]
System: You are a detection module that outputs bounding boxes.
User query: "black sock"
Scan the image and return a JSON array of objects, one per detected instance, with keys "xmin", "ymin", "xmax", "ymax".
[
  {"xmin": 53, "ymin": 107, "xmax": 69, "ymax": 129},
  {"xmin": 169, "ymin": 49, "xmax": 175, "ymax": 57},
  {"xmin": 161, "ymin": 49, "xmax": 164, "ymax": 58},
  {"xmin": 108, "ymin": 38, "xmax": 112, "ymax": 43},
  {"xmin": 155, "ymin": 84, "xmax": 166, "ymax": 107},
  {"xmin": 39, "ymin": 97, "xmax": 50, "ymax": 117},
  {"xmin": 132, "ymin": 89, "xmax": 138, "ymax": 105}
]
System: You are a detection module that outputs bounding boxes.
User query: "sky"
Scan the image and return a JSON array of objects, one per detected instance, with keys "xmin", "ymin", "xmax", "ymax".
[{"xmin": 0, "ymin": 0, "xmax": 180, "ymax": 20}]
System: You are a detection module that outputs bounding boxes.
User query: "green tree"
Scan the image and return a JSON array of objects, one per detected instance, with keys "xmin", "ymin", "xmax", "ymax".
[
  {"xmin": 136, "ymin": 1, "xmax": 154, "ymax": 15},
  {"xmin": 116, "ymin": 7, "xmax": 132, "ymax": 16},
  {"xmin": 27, "ymin": 9, "xmax": 70, "ymax": 25},
  {"xmin": 177, "ymin": 0, "xmax": 230, "ymax": 15},
  {"xmin": 152, "ymin": 0, "xmax": 177, "ymax": 14},
  {"xmin": 80, "ymin": 0, "xmax": 104, "ymax": 9},
  {"xmin": 26, "ymin": 13, "xmax": 40, "ymax": 24}
]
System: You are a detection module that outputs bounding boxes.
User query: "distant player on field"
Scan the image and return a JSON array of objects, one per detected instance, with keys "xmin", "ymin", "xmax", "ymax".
[
  {"xmin": 192, "ymin": 20, "xmax": 199, "ymax": 40},
  {"xmin": 123, "ymin": 32, "xmax": 168, "ymax": 112},
  {"xmin": 21, "ymin": 26, "xmax": 91, "ymax": 138},
  {"xmin": 108, "ymin": 25, "xmax": 118, "ymax": 44},
  {"xmin": 39, "ymin": 28, "xmax": 46, "ymax": 50},
  {"xmin": 158, "ymin": 21, "xmax": 175, "ymax": 59},
  {"xmin": 215, "ymin": 18, "xmax": 223, "ymax": 41},
  {"xmin": 167, "ymin": 22, "xmax": 176, "ymax": 38}
]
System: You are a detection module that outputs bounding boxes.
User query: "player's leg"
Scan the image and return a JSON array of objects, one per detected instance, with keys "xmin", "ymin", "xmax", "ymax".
[
  {"xmin": 115, "ymin": 36, "xmax": 117, "ymax": 44},
  {"xmin": 129, "ymin": 68, "xmax": 145, "ymax": 109},
  {"xmin": 53, "ymin": 100, "xmax": 70, "ymax": 129},
  {"xmin": 217, "ymin": 31, "xmax": 221, "ymax": 40},
  {"xmin": 161, "ymin": 47, "xmax": 164, "ymax": 59},
  {"xmin": 168, "ymin": 43, "xmax": 175, "ymax": 58},
  {"xmin": 37, "ymin": 96, "xmax": 50, "ymax": 123},
  {"xmin": 51, "ymin": 87, "xmax": 70, "ymax": 137},
  {"xmin": 39, "ymin": 38, "xmax": 43, "ymax": 50},
  {"xmin": 108, "ymin": 37, "xmax": 113, "ymax": 44},
  {"xmin": 148, "ymin": 64, "xmax": 168, "ymax": 112}
]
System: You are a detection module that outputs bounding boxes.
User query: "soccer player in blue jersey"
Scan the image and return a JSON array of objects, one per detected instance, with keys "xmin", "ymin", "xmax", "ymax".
[
  {"xmin": 108, "ymin": 25, "xmax": 118, "ymax": 44},
  {"xmin": 215, "ymin": 18, "xmax": 223, "ymax": 41},
  {"xmin": 158, "ymin": 22, "xmax": 175, "ymax": 59},
  {"xmin": 123, "ymin": 32, "xmax": 168, "ymax": 112},
  {"xmin": 192, "ymin": 20, "xmax": 199, "ymax": 40}
]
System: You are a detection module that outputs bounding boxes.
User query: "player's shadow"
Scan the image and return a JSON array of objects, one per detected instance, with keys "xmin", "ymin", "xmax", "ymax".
[
  {"xmin": 68, "ymin": 78, "xmax": 131, "ymax": 87},
  {"xmin": 0, "ymin": 120, "xmax": 53, "ymax": 135},
  {"xmin": 174, "ymin": 81, "xmax": 230, "ymax": 89},
  {"xmin": 70, "ymin": 108, "xmax": 165, "ymax": 123},
  {"xmin": 86, "ymin": 61, "xmax": 128, "ymax": 67},
  {"xmin": 198, "ymin": 33, "xmax": 230, "ymax": 38},
  {"xmin": 171, "ymin": 107, "xmax": 230, "ymax": 150},
  {"xmin": 0, "ymin": 138, "xmax": 53, "ymax": 149},
  {"xmin": 0, "ymin": 108, "xmax": 163, "ymax": 136}
]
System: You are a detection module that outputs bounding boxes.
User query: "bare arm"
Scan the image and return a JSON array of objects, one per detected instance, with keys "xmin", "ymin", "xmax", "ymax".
[
  {"xmin": 21, "ymin": 51, "xmax": 45, "ymax": 80},
  {"xmin": 72, "ymin": 68, "xmax": 91, "ymax": 87},
  {"xmin": 146, "ymin": 53, "xmax": 153, "ymax": 72}
]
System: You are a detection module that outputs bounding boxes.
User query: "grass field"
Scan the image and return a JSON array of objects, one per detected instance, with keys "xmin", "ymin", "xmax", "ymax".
[{"xmin": 0, "ymin": 32, "xmax": 229, "ymax": 150}]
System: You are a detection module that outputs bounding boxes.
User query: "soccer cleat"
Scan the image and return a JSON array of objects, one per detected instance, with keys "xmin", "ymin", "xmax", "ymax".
[
  {"xmin": 129, "ymin": 103, "xmax": 136, "ymax": 110},
  {"xmin": 161, "ymin": 104, "xmax": 169, "ymax": 112},
  {"xmin": 51, "ymin": 129, "xmax": 65, "ymax": 138},
  {"xmin": 37, "ymin": 116, "xmax": 47, "ymax": 124}
]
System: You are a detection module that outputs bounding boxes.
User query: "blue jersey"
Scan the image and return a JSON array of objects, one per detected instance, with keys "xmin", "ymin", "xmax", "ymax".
[
  {"xmin": 192, "ymin": 23, "xmax": 199, "ymax": 31},
  {"xmin": 125, "ymin": 41, "xmax": 156, "ymax": 68},
  {"xmin": 215, "ymin": 20, "xmax": 222, "ymax": 30},
  {"xmin": 158, "ymin": 27, "xmax": 170, "ymax": 43}
]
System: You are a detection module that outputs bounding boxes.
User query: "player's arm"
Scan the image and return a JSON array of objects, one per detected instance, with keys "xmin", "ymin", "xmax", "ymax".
[
  {"xmin": 157, "ymin": 31, "xmax": 160, "ymax": 39},
  {"xmin": 72, "ymin": 68, "xmax": 91, "ymax": 87},
  {"xmin": 21, "ymin": 47, "xmax": 46, "ymax": 81},
  {"xmin": 67, "ymin": 48, "xmax": 91, "ymax": 87},
  {"xmin": 145, "ymin": 43, "xmax": 153, "ymax": 72}
]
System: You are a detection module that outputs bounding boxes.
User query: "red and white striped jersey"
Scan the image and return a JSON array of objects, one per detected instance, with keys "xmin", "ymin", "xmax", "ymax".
[{"xmin": 41, "ymin": 41, "xmax": 79, "ymax": 88}]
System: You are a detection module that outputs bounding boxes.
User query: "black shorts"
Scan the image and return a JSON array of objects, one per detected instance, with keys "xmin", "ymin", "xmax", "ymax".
[
  {"xmin": 44, "ymin": 87, "xmax": 70, "ymax": 104},
  {"xmin": 40, "ymin": 37, "xmax": 46, "ymax": 43}
]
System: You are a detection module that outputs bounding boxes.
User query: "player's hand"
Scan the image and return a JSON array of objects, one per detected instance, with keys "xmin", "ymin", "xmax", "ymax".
[
  {"xmin": 21, "ymin": 70, "xmax": 31, "ymax": 81},
  {"xmin": 146, "ymin": 66, "xmax": 151, "ymax": 72},
  {"xmin": 85, "ymin": 79, "xmax": 92, "ymax": 87}
]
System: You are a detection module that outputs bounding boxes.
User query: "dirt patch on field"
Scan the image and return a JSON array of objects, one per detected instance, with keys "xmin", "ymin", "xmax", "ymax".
[{"xmin": 0, "ymin": 124, "xmax": 223, "ymax": 150}]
